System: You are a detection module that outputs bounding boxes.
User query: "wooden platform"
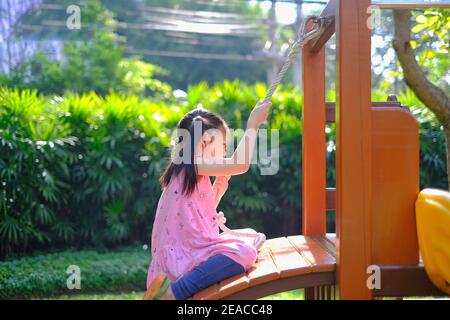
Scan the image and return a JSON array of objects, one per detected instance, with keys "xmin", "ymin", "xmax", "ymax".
[{"xmin": 191, "ymin": 234, "xmax": 337, "ymax": 300}]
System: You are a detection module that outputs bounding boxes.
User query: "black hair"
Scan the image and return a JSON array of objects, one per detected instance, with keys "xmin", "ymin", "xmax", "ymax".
[{"xmin": 159, "ymin": 107, "xmax": 228, "ymax": 196}]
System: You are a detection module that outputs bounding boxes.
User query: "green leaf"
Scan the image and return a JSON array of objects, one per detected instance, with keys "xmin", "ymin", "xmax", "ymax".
[
  {"xmin": 416, "ymin": 15, "xmax": 427, "ymax": 24},
  {"xmin": 412, "ymin": 23, "xmax": 427, "ymax": 33}
]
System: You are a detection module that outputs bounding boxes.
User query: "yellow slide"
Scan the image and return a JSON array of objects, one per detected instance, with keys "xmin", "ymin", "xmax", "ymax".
[{"xmin": 416, "ymin": 188, "xmax": 450, "ymax": 295}]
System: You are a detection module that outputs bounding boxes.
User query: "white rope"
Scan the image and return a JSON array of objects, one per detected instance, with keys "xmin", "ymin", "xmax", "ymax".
[{"xmin": 262, "ymin": 16, "xmax": 327, "ymax": 104}]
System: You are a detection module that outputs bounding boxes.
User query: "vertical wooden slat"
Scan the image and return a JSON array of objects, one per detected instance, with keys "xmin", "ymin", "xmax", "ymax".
[
  {"xmin": 302, "ymin": 18, "xmax": 327, "ymax": 236},
  {"xmin": 305, "ymin": 287, "xmax": 315, "ymax": 300},
  {"xmin": 335, "ymin": 0, "xmax": 372, "ymax": 299}
]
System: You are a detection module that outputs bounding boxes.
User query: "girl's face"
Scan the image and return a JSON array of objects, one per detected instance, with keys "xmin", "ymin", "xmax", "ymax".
[{"xmin": 199, "ymin": 127, "xmax": 229, "ymax": 158}]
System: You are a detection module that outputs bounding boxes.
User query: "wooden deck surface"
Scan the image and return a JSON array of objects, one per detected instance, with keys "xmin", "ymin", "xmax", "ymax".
[{"xmin": 191, "ymin": 234, "xmax": 337, "ymax": 300}]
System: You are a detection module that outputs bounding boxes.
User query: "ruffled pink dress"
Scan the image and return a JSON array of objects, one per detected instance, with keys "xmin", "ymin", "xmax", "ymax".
[{"xmin": 146, "ymin": 171, "xmax": 258, "ymax": 288}]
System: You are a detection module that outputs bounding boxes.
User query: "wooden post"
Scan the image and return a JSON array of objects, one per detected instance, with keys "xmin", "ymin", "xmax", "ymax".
[
  {"xmin": 335, "ymin": 0, "xmax": 373, "ymax": 299},
  {"xmin": 302, "ymin": 18, "xmax": 327, "ymax": 237}
]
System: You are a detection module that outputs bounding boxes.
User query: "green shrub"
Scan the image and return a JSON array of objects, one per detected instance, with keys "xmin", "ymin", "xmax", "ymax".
[
  {"xmin": 0, "ymin": 246, "xmax": 150, "ymax": 299},
  {"xmin": 0, "ymin": 88, "xmax": 186, "ymax": 256}
]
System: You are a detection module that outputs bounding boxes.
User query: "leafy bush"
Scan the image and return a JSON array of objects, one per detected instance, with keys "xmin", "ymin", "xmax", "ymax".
[
  {"xmin": 0, "ymin": 246, "xmax": 150, "ymax": 299},
  {"xmin": 0, "ymin": 88, "xmax": 186, "ymax": 257},
  {"xmin": 398, "ymin": 89, "xmax": 448, "ymax": 189}
]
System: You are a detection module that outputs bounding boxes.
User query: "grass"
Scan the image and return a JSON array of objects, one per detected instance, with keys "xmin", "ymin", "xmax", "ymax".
[
  {"xmin": 44, "ymin": 291, "xmax": 447, "ymax": 300},
  {"xmin": 42, "ymin": 289, "xmax": 305, "ymax": 300},
  {"xmin": 39, "ymin": 291, "xmax": 148, "ymax": 300},
  {"xmin": 2, "ymin": 245, "xmax": 306, "ymax": 300},
  {"xmin": 0, "ymin": 245, "xmax": 150, "ymax": 299}
]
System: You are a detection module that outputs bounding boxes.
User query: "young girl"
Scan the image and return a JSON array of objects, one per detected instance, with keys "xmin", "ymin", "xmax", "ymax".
[{"xmin": 144, "ymin": 101, "xmax": 272, "ymax": 300}]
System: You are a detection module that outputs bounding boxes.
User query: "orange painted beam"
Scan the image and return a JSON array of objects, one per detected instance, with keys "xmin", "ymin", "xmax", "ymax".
[
  {"xmin": 302, "ymin": 18, "xmax": 327, "ymax": 237},
  {"xmin": 335, "ymin": 0, "xmax": 373, "ymax": 299}
]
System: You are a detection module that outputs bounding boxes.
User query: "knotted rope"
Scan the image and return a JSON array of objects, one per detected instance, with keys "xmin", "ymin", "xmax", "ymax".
[{"xmin": 262, "ymin": 16, "xmax": 327, "ymax": 104}]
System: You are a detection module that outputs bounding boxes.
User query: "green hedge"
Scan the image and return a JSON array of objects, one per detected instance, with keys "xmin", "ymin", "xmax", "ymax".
[
  {"xmin": 0, "ymin": 82, "xmax": 447, "ymax": 258},
  {"xmin": 0, "ymin": 88, "xmax": 186, "ymax": 257},
  {"xmin": 0, "ymin": 246, "xmax": 150, "ymax": 299}
]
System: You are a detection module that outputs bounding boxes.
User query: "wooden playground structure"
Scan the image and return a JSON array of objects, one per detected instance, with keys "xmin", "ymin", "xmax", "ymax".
[{"xmin": 191, "ymin": 0, "xmax": 450, "ymax": 300}]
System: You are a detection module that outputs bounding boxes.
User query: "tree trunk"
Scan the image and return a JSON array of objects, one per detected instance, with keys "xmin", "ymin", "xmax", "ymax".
[
  {"xmin": 393, "ymin": 10, "xmax": 450, "ymax": 189},
  {"xmin": 444, "ymin": 124, "xmax": 450, "ymax": 189}
]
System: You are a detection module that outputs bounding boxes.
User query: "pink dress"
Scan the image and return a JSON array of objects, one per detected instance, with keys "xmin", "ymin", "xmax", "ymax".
[{"xmin": 146, "ymin": 171, "xmax": 258, "ymax": 288}]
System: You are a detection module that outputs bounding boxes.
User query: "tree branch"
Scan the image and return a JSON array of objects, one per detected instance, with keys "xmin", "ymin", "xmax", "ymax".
[{"xmin": 392, "ymin": 9, "xmax": 450, "ymax": 124}]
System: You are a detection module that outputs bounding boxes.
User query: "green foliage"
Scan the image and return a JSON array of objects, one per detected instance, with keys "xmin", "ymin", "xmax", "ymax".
[
  {"xmin": 1, "ymin": 0, "xmax": 173, "ymax": 99},
  {"xmin": 412, "ymin": 9, "xmax": 449, "ymax": 49},
  {"xmin": 0, "ymin": 246, "xmax": 150, "ymax": 299},
  {"xmin": 397, "ymin": 89, "xmax": 448, "ymax": 189},
  {"xmin": 123, "ymin": 0, "xmax": 267, "ymax": 90},
  {"xmin": 411, "ymin": 9, "xmax": 450, "ymax": 91},
  {"xmin": 0, "ymin": 87, "xmax": 186, "ymax": 257}
]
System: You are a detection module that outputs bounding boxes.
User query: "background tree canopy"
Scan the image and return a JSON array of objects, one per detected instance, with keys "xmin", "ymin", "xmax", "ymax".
[{"xmin": 1, "ymin": 0, "xmax": 271, "ymax": 92}]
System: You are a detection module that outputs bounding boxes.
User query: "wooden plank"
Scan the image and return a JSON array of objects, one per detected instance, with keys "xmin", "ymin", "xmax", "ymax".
[
  {"xmin": 328, "ymin": 101, "xmax": 405, "ymax": 123},
  {"xmin": 218, "ymin": 273, "xmax": 249, "ymax": 299},
  {"xmin": 287, "ymin": 236, "xmax": 336, "ymax": 273},
  {"xmin": 191, "ymin": 283, "xmax": 220, "ymax": 300},
  {"xmin": 223, "ymin": 272, "xmax": 336, "ymax": 300},
  {"xmin": 335, "ymin": 0, "xmax": 373, "ymax": 299},
  {"xmin": 326, "ymin": 233, "xmax": 336, "ymax": 247},
  {"xmin": 327, "ymin": 101, "xmax": 403, "ymax": 124},
  {"xmin": 302, "ymin": 17, "xmax": 327, "ymax": 237},
  {"xmin": 266, "ymin": 237, "xmax": 312, "ymax": 278},
  {"xmin": 372, "ymin": 265, "xmax": 447, "ymax": 297},
  {"xmin": 305, "ymin": 287, "xmax": 315, "ymax": 300},
  {"xmin": 311, "ymin": 235, "xmax": 336, "ymax": 257},
  {"xmin": 326, "ymin": 102, "xmax": 335, "ymax": 123},
  {"xmin": 371, "ymin": 0, "xmax": 450, "ymax": 9},
  {"xmin": 192, "ymin": 237, "xmax": 338, "ymax": 300},
  {"xmin": 326, "ymin": 188, "xmax": 336, "ymax": 211},
  {"xmin": 247, "ymin": 244, "xmax": 280, "ymax": 286},
  {"xmin": 372, "ymin": 107, "xmax": 420, "ymax": 265},
  {"xmin": 309, "ymin": 0, "xmax": 337, "ymax": 52},
  {"xmin": 310, "ymin": 285, "xmax": 338, "ymax": 300}
]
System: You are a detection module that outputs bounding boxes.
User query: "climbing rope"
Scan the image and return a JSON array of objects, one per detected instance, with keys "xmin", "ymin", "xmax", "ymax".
[
  {"xmin": 217, "ymin": 16, "xmax": 327, "ymax": 250},
  {"xmin": 262, "ymin": 15, "xmax": 327, "ymax": 104}
]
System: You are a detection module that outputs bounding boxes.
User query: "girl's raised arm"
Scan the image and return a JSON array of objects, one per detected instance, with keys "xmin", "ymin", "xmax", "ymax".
[{"xmin": 195, "ymin": 101, "xmax": 272, "ymax": 176}]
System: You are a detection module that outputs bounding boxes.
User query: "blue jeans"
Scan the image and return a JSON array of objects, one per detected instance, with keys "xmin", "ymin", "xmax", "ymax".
[{"xmin": 170, "ymin": 254, "xmax": 245, "ymax": 300}]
